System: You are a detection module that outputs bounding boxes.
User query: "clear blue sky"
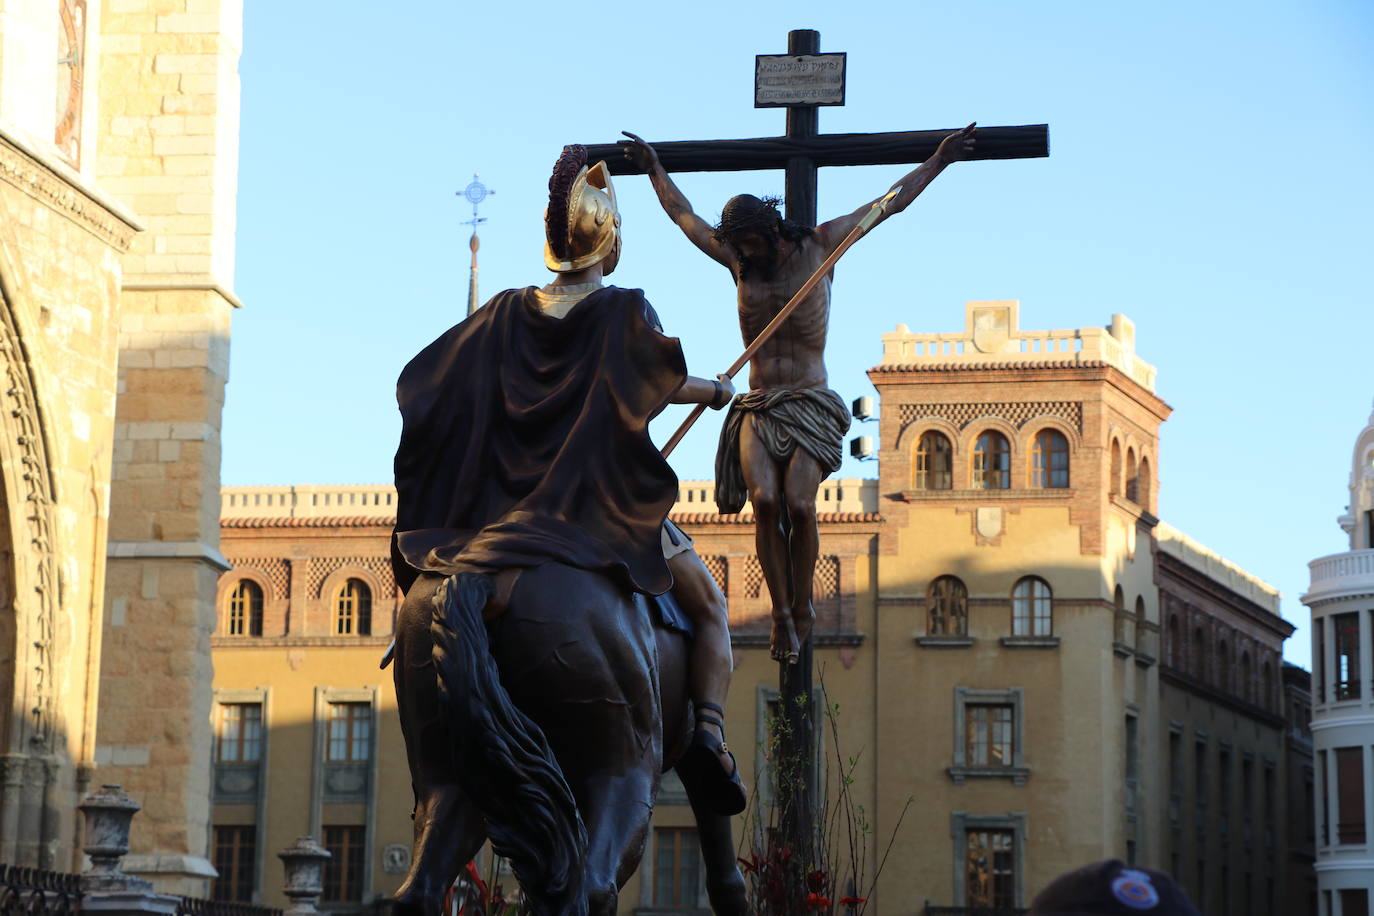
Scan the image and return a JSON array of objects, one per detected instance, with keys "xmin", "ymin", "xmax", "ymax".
[{"xmin": 224, "ymin": 0, "xmax": 1374, "ymax": 666}]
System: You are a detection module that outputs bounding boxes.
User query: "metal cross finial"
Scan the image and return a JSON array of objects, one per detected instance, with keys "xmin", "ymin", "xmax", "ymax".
[{"xmin": 458, "ymin": 173, "xmax": 493, "ymax": 231}]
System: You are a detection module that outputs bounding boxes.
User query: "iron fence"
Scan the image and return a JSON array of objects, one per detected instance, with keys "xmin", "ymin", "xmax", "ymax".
[
  {"xmin": 175, "ymin": 895, "xmax": 282, "ymax": 916},
  {"xmin": 0, "ymin": 866, "xmax": 81, "ymax": 916}
]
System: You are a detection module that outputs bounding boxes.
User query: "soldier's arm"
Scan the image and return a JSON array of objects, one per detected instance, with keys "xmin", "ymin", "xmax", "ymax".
[
  {"xmin": 670, "ymin": 374, "xmax": 735, "ymax": 408},
  {"xmin": 622, "ymin": 132, "xmax": 734, "ymax": 268},
  {"xmin": 815, "ymin": 123, "xmax": 977, "ymax": 251}
]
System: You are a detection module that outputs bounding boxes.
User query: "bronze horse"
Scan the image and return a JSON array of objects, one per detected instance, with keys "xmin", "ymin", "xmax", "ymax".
[{"xmin": 389, "ymin": 565, "xmax": 748, "ymax": 916}]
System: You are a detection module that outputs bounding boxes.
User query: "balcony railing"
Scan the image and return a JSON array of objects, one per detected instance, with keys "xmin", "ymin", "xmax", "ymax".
[{"xmin": 1306, "ymin": 549, "xmax": 1374, "ymax": 603}]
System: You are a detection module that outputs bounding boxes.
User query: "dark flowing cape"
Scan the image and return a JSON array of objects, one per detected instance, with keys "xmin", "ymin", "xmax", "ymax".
[{"xmin": 391, "ymin": 286, "xmax": 687, "ymax": 598}]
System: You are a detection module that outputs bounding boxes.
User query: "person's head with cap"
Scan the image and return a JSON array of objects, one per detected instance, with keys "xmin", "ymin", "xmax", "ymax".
[{"xmin": 1028, "ymin": 860, "xmax": 1200, "ymax": 916}]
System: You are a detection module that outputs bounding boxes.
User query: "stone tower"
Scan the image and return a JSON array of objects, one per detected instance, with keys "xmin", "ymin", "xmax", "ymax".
[{"xmin": 91, "ymin": 0, "xmax": 243, "ymax": 895}]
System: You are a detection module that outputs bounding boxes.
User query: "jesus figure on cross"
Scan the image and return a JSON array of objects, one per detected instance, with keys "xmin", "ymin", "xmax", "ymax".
[{"xmin": 624, "ymin": 123, "xmax": 977, "ymax": 663}]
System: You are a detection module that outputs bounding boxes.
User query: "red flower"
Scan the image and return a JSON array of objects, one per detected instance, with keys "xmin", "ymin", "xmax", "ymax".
[
  {"xmin": 839, "ymin": 896, "xmax": 868, "ymax": 906},
  {"xmin": 805, "ymin": 892, "xmax": 833, "ymax": 909}
]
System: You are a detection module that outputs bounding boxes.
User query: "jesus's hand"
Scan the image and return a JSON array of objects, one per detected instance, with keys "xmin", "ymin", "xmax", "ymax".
[
  {"xmin": 620, "ymin": 131, "xmax": 661, "ymax": 173},
  {"xmin": 934, "ymin": 122, "xmax": 978, "ymax": 163}
]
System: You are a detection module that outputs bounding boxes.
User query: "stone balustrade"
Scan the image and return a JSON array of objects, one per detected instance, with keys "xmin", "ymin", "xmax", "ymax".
[{"xmin": 1305, "ymin": 548, "xmax": 1374, "ymax": 605}]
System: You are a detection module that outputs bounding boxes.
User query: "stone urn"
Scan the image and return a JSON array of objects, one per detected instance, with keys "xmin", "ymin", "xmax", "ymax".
[
  {"xmin": 77, "ymin": 785, "xmax": 157, "ymax": 897},
  {"xmin": 78, "ymin": 786, "xmax": 142, "ymax": 875},
  {"xmin": 279, "ymin": 836, "xmax": 331, "ymax": 916}
]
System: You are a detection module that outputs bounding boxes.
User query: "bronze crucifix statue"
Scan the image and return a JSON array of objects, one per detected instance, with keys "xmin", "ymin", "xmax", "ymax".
[{"xmin": 623, "ymin": 122, "xmax": 977, "ymax": 663}]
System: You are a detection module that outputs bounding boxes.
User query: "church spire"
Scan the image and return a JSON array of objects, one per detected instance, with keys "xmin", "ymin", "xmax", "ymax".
[{"xmin": 458, "ymin": 173, "xmax": 493, "ymax": 316}]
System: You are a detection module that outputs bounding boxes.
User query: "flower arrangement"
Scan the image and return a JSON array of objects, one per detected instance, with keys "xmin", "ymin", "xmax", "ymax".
[{"xmin": 738, "ymin": 668, "xmax": 912, "ymax": 915}]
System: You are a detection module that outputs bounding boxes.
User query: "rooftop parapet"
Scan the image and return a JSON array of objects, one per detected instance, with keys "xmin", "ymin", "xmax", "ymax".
[
  {"xmin": 1156, "ymin": 521, "xmax": 1282, "ymax": 615},
  {"xmin": 221, "ymin": 479, "xmax": 880, "ymax": 522},
  {"xmin": 877, "ymin": 300, "xmax": 1158, "ymax": 393}
]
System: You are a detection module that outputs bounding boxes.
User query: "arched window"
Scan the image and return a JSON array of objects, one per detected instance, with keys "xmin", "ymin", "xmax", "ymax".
[
  {"xmin": 915, "ymin": 431, "xmax": 953, "ymax": 490},
  {"xmin": 972, "ymin": 431, "xmax": 1010, "ymax": 490},
  {"xmin": 334, "ymin": 579, "xmax": 373, "ymax": 636},
  {"xmin": 1240, "ymin": 651, "xmax": 1252, "ymax": 704},
  {"xmin": 227, "ymin": 579, "xmax": 263, "ymax": 637},
  {"xmin": 1134, "ymin": 595, "xmax": 1147, "ymax": 650},
  {"xmin": 1166, "ymin": 615, "xmax": 1180, "ymax": 667},
  {"xmin": 928, "ymin": 576, "xmax": 968, "ymax": 637},
  {"xmin": 1031, "ymin": 429, "xmax": 1070, "ymax": 488},
  {"xmin": 1217, "ymin": 639, "xmax": 1230, "ymax": 691},
  {"xmin": 1261, "ymin": 659, "xmax": 1274, "ymax": 712},
  {"xmin": 1193, "ymin": 627, "xmax": 1207, "ymax": 679},
  {"xmin": 1012, "ymin": 577, "xmax": 1052, "ymax": 636},
  {"xmin": 1110, "ymin": 440, "xmax": 1122, "ymax": 497},
  {"xmin": 1125, "ymin": 447, "xmax": 1139, "ymax": 503},
  {"xmin": 1138, "ymin": 456, "xmax": 1152, "ymax": 509}
]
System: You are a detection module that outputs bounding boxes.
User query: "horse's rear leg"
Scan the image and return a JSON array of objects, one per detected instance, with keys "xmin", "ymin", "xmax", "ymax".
[
  {"xmin": 682, "ymin": 774, "xmax": 749, "ymax": 915},
  {"xmin": 575, "ymin": 767, "xmax": 657, "ymax": 915}
]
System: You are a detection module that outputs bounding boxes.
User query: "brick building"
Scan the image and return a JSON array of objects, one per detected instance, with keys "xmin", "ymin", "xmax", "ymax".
[
  {"xmin": 211, "ymin": 302, "xmax": 1311, "ymax": 912},
  {"xmin": 0, "ymin": 0, "xmax": 242, "ymax": 887}
]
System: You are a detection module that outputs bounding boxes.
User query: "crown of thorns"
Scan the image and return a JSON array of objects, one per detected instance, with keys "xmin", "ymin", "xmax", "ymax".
[{"xmin": 712, "ymin": 194, "xmax": 784, "ymax": 243}]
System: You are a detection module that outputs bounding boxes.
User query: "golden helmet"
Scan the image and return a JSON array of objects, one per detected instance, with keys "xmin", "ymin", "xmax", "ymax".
[{"xmin": 544, "ymin": 159, "xmax": 621, "ymax": 273}]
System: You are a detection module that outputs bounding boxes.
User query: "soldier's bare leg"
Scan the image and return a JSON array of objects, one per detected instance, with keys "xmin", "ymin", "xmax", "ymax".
[
  {"xmin": 668, "ymin": 549, "xmax": 734, "ymax": 773},
  {"xmin": 783, "ymin": 449, "xmax": 825, "ymax": 648},
  {"xmin": 740, "ymin": 415, "xmax": 799, "ymax": 662}
]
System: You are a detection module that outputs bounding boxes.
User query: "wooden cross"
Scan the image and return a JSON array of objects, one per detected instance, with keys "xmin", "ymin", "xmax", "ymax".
[{"xmin": 582, "ymin": 28, "xmax": 1049, "ymax": 893}]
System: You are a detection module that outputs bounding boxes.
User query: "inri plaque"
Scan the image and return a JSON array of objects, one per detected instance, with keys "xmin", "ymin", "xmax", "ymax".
[{"xmin": 754, "ymin": 52, "xmax": 847, "ymax": 108}]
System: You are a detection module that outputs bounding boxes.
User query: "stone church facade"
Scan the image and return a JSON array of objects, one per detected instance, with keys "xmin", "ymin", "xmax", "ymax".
[
  {"xmin": 211, "ymin": 302, "xmax": 1311, "ymax": 912},
  {"xmin": 0, "ymin": 0, "xmax": 242, "ymax": 891}
]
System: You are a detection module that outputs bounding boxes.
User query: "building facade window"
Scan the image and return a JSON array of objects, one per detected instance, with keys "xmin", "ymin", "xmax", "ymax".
[
  {"xmin": 1217, "ymin": 640, "xmax": 1230, "ymax": 693},
  {"xmin": 1166, "ymin": 615, "xmax": 1180, "ymax": 667},
  {"xmin": 227, "ymin": 579, "xmax": 263, "ymax": 637},
  {"xmin": 212, "ymin": 825, "xmax": 256, "ymax": 902},
  {"xmin": 322, "ymin": 825, "xmax": 366, "ymax": 902},
  {"xmin": 1218, "ymin": 746, "xmax": 1231, "ymax": 844},
  {"xmin": 950, "ymin": 812, "xmax": 1027, "ymax": 909},
  {"xmin": 216, "ymin": 703, "xmax": 262, "ymax": 763},
  {"xmin": 1195, "ymin": 736, "xmax": 1208, "ymax": 839},
  {"xmin": 1334, "ymin": 612, "xmax": 1361, "ymax": 700},
  {"xmin": 1336, "ymin": 746, "xmax": 1366, "ymax": 844},
  {"xmin": 966, "ymin": 829, "xmax": 1015, "ymax": 908},
  {"xmin": 1315, "ymin": 620, "xmax": 1326, "ymax": 703},
  {"xmin": 334, "ymin": 578, "xmax": 372, "ymax": 636},
  {"xmin": 1125, "ymin": 715, "xmax": 1139, "ymax": 819},
  {"xmin": 652, "ymin": 827, "xmax": 702, "ymax": 909},
  {"xmin": 950, "ymin": 687, "xmax": 1028, "ymax": 785},
  {"xmin": 915, "ymin": 431, "xmax": 953, "ymax": 490},
  {"xmin": 928, "ymin": 576, "xmax": 969, "ymax": 637},
  {"xmin": 1240, "ymin": 651, "xmax": 1252, "ymax": 704},
  {"xmin": 1138, "ymin": 456, "xmax": 1152, "ymax": 508},
  {"xmin": 1011, "ymin": 577, "xmax": 1052, "ymax": 636},
  {"xmin": 972, "ymin": 431, "xmax": 1011, "ymax": 490},
  {"xmin": 327, "ymin": 702, "xmax": 371, "ymax": 763},
  {"xmin": 1030, "ymin": 429, "xmax": 1069, "ymax": 488},
  {"xmin": 1125, "ymin": 447, "xmax": 1139, "ymax": 502},
  {"xmin": 967, "ymin": 704, "xmax": 1014, "ymax": 767},
  {"xmin": 1168, "ymin": 727, "xmax": 1183, "ymax": 827},
  {"xmin": 1110, "ymin": 439, "xmax": 1122, "ymax": 497}
]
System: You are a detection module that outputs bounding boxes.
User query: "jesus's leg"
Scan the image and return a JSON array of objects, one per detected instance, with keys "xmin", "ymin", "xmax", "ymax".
[
  {"xmin": 783, "ymin": 449, "xmax": 826, "ymax": 649},
  {"xmin": 740, "ymin": 415, "xmax": 797, "ymax": 662}
]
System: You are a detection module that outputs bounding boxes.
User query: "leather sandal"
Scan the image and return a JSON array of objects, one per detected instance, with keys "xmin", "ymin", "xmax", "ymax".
[{"xmin": 676, "ymin": 701, "xmax": 747, "ymax": 816}]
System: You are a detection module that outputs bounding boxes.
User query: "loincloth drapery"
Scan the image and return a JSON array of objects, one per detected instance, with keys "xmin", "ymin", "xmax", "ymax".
[{"xmin": 713, "ymin": 387, "xmax": 852, "ymax": 514}]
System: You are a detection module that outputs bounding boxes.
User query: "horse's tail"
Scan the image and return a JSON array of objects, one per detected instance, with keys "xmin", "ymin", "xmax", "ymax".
[{"xmin": 429, "ymin": 572, "xmax": 588, "ymax": 916}]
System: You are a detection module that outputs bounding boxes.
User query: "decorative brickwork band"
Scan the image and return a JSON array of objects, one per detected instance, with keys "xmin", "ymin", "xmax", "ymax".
[{"xmin": 898, "ymin": 400, "xmax": 1083, "ymax": 436}]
